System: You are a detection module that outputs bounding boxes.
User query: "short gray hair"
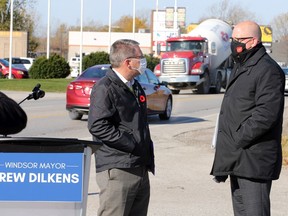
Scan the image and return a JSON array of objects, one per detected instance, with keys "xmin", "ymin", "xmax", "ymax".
[{"xmin": 109, "ymin": 39, "xmax": 140, "ymax": 68}]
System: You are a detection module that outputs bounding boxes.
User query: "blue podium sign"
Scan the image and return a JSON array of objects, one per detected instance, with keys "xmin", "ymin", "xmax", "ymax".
[{"xmin": 0, "ymin": 152, "xmax": 84, "ymax": 202}]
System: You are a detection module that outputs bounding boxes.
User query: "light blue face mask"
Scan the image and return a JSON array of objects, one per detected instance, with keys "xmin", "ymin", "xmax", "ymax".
[{"xmin": 132, "ymin": 58, "xmax": 147, "ymax": 75}]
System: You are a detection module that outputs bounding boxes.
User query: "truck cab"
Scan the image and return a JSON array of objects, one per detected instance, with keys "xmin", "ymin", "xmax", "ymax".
[
  {"xmin": 154, "ymin": 19, "xmax": 232, "ymax": 94},
  {"xmin": 154, "ymin": 37, "xmax": 211, "ymax": 94},
  {"xmin": 167, "ymin": 38, "xmax": 206, "ymax": 55}
]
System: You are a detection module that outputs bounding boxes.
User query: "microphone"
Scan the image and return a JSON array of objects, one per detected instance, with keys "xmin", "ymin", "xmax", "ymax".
[{"xmin": 28, "ymin": 83, "xmax": 45, "ymax": 100}]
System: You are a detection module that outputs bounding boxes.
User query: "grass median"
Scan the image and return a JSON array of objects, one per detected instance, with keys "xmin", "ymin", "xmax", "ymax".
[{"xmin": 0, "ymin": 78, "xmax": 74, "ymax": 93}]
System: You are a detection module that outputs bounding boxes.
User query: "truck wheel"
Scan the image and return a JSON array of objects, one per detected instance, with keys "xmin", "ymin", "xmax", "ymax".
[
  {"xmin": 171, "ymin": 90, "xmax": 180, "ymax": 94},
  {"xmin": 159, "ymin": 97, "xmax": 172, "ymax": 120},
  {"xmin": 197, "ymin": 72, "xmax": 210, "ymax": 94},
  {"xmin": 69, "ymin": 110, "xmax": 83, "ymax": 120},
  {"xmin": 211, "ymin": 73, "xmax": 222, "ymax": 94}
]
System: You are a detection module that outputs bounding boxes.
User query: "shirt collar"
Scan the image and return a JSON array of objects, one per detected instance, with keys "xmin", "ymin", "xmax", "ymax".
[{"xmin": 112, "ymin": 68, "xmax": 134, "ymax": 86}]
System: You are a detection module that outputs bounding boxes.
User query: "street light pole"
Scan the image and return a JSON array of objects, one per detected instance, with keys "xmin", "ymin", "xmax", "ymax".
[
  {"xmin": 8, "ymin": 0, "xmax": 14, "ymax": 79},
  {"xmin": 132, "ymin": 0, "xmax": 135, "ymax": 39},
  {"xmin": 174, "ymin": 0, "xmax": 178, "ymax": 36},
  {"xmin": 47, "ymin": 0, "xmax": 50, "ymax": 59},
  {"xmin": 79, "ymin": 0, "xmax": 83, "ymax": 74},
  {"xmin": 154, "ymin": 0, "xmax": 159, "ymax": 56},
  {"xmin": 108, "ymin": 0, "xmax": 112, "ymax": 53}
]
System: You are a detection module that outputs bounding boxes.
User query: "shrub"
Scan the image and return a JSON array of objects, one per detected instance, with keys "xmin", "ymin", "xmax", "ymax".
[
  {"xmin": 81, "ymin": 52, "xmax": 160, "ymax": 72},
  {"xmin": 144, "ymin": 54, "xmax": 160, "ymax": 71},
  {"xmin": 82, "ymin": 51, "xmax": 110, "ymax": 70},
  {"xmin": 29, "ymin": 55, "xmax": 70, "ymax": 79},
  {"xmin": 29, "ymin": 56, "xmax": 47, "ymax": 79}
]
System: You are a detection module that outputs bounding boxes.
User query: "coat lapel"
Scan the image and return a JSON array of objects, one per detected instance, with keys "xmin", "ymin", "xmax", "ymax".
[{"xmin": 226, "ymin": 46, "xmax": 267, "ymax": 91}]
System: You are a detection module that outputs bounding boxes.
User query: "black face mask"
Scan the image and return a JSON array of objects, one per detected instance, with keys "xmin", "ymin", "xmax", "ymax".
[
  {"xmin": 231, "ymin": 40, "xmax": 246, "ymax": 56},
  {"xmin": 230, "ymin": 40, "xmax": 252, "ymax": 63}
]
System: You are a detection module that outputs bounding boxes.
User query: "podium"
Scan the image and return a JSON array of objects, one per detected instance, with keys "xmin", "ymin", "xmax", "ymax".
[{"xmin": 0, "ymin": 137, "xmax": 100, "ymax": 216}]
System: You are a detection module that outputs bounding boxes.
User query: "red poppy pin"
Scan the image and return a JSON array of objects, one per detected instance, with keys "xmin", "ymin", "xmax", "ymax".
[{"xmin": 139, "ymin": 95, "xmax": 146, "ymax": 102}]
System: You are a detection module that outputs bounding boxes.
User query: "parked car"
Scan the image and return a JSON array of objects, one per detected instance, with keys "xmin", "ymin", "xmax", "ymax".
[
  {"xmin": 4, "ymin": 57, "xmax": 34, "ymax": 71},
  {"xmin": 282, "ymin": 67, "xmax": 288, "ymax": 92},
  {"xmin": 66, "ymin": 64, "xmax": 173, "ymax": 120},
  {"xmin": 0, "ymin": 58, "xmax": 29, "ymax": 79}
]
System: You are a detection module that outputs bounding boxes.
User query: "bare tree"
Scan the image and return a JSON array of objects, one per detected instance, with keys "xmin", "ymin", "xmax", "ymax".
[
  {"xmin": 270, "ymin": 12, "xmax": 288, "ymax": 65},
  {"xmin": 271, "ymin": 12, "xmax": 288, "ymax": 41},
  {"xmin": 199, "ymin": 0, "xmax": 257, "ymax": 25},
  {"xmin": 69, "ymin": 18, "xmax": 104, "ymax": 32}
]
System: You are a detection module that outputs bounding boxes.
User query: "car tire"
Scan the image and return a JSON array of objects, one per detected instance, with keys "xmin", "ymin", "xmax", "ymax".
[
  {"xmin": 159, "ymin": 96, "xmax": 172, "ymax": 120},
  {"xmin": 69, "ymin": 110, "xmax": 83, "ymax": 120},
  {"xmin": 4, "ymin": 74, "xmax": 15, "ymax": 79},
  {"xmin": 171, "ymin": 90, "xmax": 180, "ymax": 94}
]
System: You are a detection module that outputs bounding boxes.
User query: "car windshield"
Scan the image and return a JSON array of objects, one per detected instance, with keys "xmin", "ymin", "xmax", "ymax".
[
  {"xmin": 0, "ymin": 59, "xmax": 10, "ymax": 67},
  {"xmin": 81, "ymin": 66, "xmax": 110, "ymax": 78}
]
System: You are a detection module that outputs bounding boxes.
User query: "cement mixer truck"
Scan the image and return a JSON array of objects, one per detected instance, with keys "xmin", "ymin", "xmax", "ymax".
[{"xmin": 154, "ymin": 19, "xmax": 233, "ymax": 94}]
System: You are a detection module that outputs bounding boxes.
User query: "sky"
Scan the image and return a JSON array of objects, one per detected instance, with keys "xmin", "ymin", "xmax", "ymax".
[{"xmin": 34, "ymin": 0, "xmax": 287, "ymax": 33}]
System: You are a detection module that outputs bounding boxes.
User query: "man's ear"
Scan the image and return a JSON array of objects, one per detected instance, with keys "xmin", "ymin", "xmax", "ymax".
[
  {"xmin": 252, "ymin": 38, "xmax": 259, "ymax": 48},
  {"xmin": 125, "ymin": 59, "xmax": 132, "ymax": 69}
]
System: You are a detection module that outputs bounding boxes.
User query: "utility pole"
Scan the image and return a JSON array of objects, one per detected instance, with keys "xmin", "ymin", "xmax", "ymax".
[
  {"xmin": 47, "ymin": 0, "xmax": 50, "ymax": 59},
  {"xmin": 174, "ymin": 0, "xmax": 178, "ymax": 36}
]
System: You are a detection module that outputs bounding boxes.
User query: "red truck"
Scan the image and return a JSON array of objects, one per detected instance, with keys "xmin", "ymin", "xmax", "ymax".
[{"xmin": 154, "ymin": 19, "xmax": 233, "ymax": 94}]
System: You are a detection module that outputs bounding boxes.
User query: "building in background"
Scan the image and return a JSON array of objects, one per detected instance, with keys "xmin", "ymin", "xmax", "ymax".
[
  {"xmin": 151, "ymin": 7, "xmax": 186, "ymax": 55},
  {"xmin": 260, "ymin": 25, "xmax": 273, "ymax": 53},
  {"xmin": 68, "ymin": 31, "xmax": 151, "ymax": 61},
  {"xmin": 0, "ymin": 31, "xmax": 28, "ymax": 58}
]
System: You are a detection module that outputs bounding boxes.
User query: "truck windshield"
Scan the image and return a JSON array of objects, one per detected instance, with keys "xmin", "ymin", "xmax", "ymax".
[{"xmin": 167, "ymin": 41, "xmax": 204, "ymax": 54}]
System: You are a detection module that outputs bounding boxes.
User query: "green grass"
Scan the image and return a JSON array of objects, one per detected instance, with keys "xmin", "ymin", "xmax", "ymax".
[{"xmin": 0, "ymin": 79, "xmax": 74, "ymax": 93}]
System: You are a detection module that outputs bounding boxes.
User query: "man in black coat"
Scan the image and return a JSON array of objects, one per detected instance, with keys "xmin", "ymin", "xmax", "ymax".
[
  {"xmin": 88, "ymin": 39, "xmax": 154, "ymax": 216},
  {"xmin": 0, "ymin": 92, "xmax": 27, "ymax": 136},
  {"xmin": 211, "ymin": 21, "xmax": 285, "ymax": 216}
]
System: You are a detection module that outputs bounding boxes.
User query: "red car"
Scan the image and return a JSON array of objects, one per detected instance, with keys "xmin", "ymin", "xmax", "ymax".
[
  {"xmin": 0, "ymin": 58, "xmax": 29, "ymax": 79},
  {"xmin": 66, "ymin": 64, "xmax": 173, "ymax": 120}
]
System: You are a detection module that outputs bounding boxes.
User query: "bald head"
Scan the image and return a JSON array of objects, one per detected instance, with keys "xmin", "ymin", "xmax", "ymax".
[{"xmin": 232, "ymin": 21, "xmax": 262, "ymax": 42}]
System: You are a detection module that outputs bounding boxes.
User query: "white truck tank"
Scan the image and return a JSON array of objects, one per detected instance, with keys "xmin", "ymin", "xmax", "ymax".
[{"xmin": 188, "ymin": 19, "xmax": 232, "ymax": 70}]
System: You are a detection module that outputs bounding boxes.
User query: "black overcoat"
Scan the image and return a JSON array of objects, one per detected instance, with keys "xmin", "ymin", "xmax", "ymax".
[
  {"xmin": 0, "ymin": 92, "xmax": 27, "ymax": 135},
  {"xmin": 211, "ymin": 45, "xmax": 285, "ymax": 180}
]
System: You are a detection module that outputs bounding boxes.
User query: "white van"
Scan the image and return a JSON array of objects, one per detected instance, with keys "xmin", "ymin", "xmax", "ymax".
[
  {"xmin": 69, "ymin": 57, "xmax": 80, "ymax": 68},
  {"xmin": 4, "ymin": 57, "xmax": 35, "ymax": 71}
]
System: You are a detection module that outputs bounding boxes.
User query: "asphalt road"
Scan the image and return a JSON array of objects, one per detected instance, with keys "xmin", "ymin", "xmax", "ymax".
[{"xmin": 2, "ymin": 90, "xmax": 288, "ymax": 216}]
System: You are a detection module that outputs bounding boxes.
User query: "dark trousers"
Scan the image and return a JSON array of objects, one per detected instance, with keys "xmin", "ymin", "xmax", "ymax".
[
  {"xmin": 230, "ymin": 175, "xmax": 272, "ymax": 216},
  {"xmin": 96, "ymin": 167, "xmax": 150, "ymax": 216}
]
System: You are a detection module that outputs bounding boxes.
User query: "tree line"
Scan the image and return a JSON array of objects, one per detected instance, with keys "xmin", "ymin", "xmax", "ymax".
[{"xmin": 1, "ymin": 0, "xmax": 288, "ymax": 57}]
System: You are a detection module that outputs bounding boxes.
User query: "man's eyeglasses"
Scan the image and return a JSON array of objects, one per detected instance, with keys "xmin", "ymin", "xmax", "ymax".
[
  {"xmin": 126, "ymin": 56, "xmax": 144, "ymax": 59},
  {"xmin": 230, "ymin": 37, "xmax": 253, "ymax": 43}
]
